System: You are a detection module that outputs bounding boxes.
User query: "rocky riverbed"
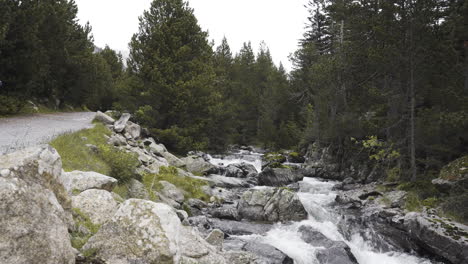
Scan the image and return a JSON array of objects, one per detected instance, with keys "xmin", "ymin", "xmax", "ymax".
[{"xmin": 1, "ymin": 111, "xmax": 467, "ymax": 264}]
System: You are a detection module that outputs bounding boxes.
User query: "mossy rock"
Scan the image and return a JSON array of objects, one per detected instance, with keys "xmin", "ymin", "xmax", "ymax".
[{"xmin": 440, "ymin": 155, "xmax": 468, "ymax": 181}]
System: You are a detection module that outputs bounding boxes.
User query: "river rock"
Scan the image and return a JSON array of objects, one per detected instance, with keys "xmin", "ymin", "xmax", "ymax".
[
  {"xmin": 221, "ymin": 163, "xmax": 258, "ymax": 178},
  {"xmin": 0, "ymin": 146, "xmax": 75, "ymax": 264},
  {"xmin": 209, "ymin": 204, "xmax": 240, "ymax": 220},
  {"xmin": 242, "ymin": 241, "xmax": 294, "ymax": 264},
  {"xmin": 181, "ymin": 155, "xmax": 218, "ymax": 175},
  {"xmin": 205, "ymin": 229, "xmax": 225, "ymax": 249},
  {"xmin": 403, "ymin": 212, "xmax": 468, "ymax": 264},
  {"xmin": 72, "ymin": 189, "xmax": 119, "ymax": 225},
  {"xmin": 83, "ymin": 199, "xmax": 226, "ymax": 263},
  {"xmin": 298, "ymin": 226, "xmax": 358, "ymax": 264},
  {"xmin": 124, "ymin": 121, "xmax": 141, "ymax": 139},
  {"xmin": 159, "ymin": 180, "xmax": 185, "ymax": 203},
  {"xmin": 207, "ymin": 174, "xmax": 251, "ymax": 188},
  {"xmin": 237, "ymin": 187, "xmax": 307, "ymax": 222},
  {"xmin": 258, "ymin": 167, "xmax": 304, "ymax": 186},
  {"xmin": 162, "ymin": 151, "xmax": 185, "ymax": 167},
  {"xmin": 61, "ymin": 170, "xmax": 117, "ymax": 194},
  {"xmin": 113, "ymin": 113, "xmax": 131, "ymax": 133}
]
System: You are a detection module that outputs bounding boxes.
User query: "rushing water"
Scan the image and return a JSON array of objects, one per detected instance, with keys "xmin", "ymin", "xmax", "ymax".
[{"xmin": 208, "ymin": 151, "xmax": 436, "ymax": 264}]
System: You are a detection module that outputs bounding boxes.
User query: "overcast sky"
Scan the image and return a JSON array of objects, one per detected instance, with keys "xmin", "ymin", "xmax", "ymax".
[{"xmin": 75, "ymin": 0, "xmax": 309, "ymax": 71}]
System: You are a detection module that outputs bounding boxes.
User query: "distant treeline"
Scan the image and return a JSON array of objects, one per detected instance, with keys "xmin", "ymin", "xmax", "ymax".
[{"xmin": 1, "ymin": 0, "xmax": 467, "ymax": 180}]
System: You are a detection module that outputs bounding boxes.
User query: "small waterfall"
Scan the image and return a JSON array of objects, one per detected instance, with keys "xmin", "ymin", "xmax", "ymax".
[{"xmin": 208, "ymin": 150, "xmax": 436, "ymax": 264}]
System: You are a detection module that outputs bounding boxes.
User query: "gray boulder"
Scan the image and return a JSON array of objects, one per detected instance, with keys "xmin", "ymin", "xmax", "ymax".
[
  {"xmin": 124, "ymin": 121, "xmax": 141, "ymax": 139},
  {"xmin": 72, "ymin": 189, "xmax": 119, "ymax": 225},
  {"xmin": 242, "ymin": 241, "xmax": 293, "ymax": 264},
  {"xmin": 298, "ymin": 226, "xmax": 358, "ymax": 264},
  {"xmin": 181, "ymin": 155, "xmax": 218, "ymax": 175},
  {"xmin": 403, "ymin": 213, "xmax": 468, "ymax": 264},
  {"xmin": 94, "ymin": 111, "xmax": 115, "ymax": 125},
  {"xmin": 205, "ymin": 229, "xmax": 225, "ymax": 249},
  {"xmin": 83, "ymin": 199, "xmax": 226, "ymax": 263},
  {"xmin": 113, "ymin": 113, "xmax": 131, "ymax": 133},
  {"xmin": 161, "ymin": 151, "xmax": 185, "ymax": 167},
  {"xmin": 0, "ymin": 147, "xmax": 75, "ymax": 264},
  {"xmin": 258, "ymin": 168, "xmax": 304, "ymax": 187},
  {"xmin": 209, "ymin": 204, "xmax": 240, "ymax": 220},
  {"xmin": 159, "ymin": 180, "xmax": 185, "ymax": 203},
  {"xmin": 238, "ymin": 187, "xmax": 307, "ymax": 223},
  {"xmin": 61, "ymin": 170, "xmax": 117, "ymax": 194},
  {"xmin": 108, "ymin": 133, "xmax": 127, "ymax": 146},
  {"xmin": 127, "ymin": 179, "xmax": 150, "ymax": 200},
  {"xmin": 207, "ymin": 174, "xmax": 251, "ymax": 188}
]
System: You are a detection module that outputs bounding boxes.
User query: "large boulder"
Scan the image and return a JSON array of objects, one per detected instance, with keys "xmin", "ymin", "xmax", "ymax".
[
  {"xmin": 181, "ymin": 155, "xmax": 218, "ymax": 175},
  {"xmin": 108, "ymin": 133, "xmax": 127, "ymax": 146},
  {"xmin": 72, "ymin": 189, "xmax": 119, "ymax": 225},
  {"xmin": 61, "ymin": 170, "xmax": 118, "ymax": 194},
  {"xmin": 237, "ymin": 187, "xmax": 307, "ymax": 223},
  {"xmin": 224, "ymin": 238, "xmax": 293, "ymax": 264},
  {"xmin": 113, "ymin": 113, "xmax": 131, "ymax": 133},
  {"xmin": 298, "ymin": 226, "xmax": 358, "ymax": 264},
  {"xmin": 220, "ymin": 163, "xmax": 258, "ymax": 178},
  {"xmin": 124, "ymin": 121, "xmax": 141, "ymax": 139},
  {"xmin": 83, "ymin": 199, "xmax": 226, "ymax": 263},
  {"xmin": 94, "ymin": 111, "xmax": 115, "ymax": 125},
  {"xmin": 403, "ymin": 213, "xmax": 468, "ymax": 264},
  {"xmin": 162, "ymin": 152, "xmax": 185, "ymax": 167},
  {"xmin": 258, "ymin": 168, "xmax": 304, "ymax": 187},
  {"xmin": 0, "ymin": 146, "xmax": 75, "ymax": 264}
]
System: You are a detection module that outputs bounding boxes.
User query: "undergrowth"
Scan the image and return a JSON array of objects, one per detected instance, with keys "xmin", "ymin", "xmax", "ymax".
[{"xmin": 50, "ymin": 123, "xmax": 139, "ymax": 183}]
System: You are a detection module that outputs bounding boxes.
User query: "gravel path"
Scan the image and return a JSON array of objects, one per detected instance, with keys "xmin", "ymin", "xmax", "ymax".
[{"xmin": 0, "ymin": 112, "xmax": 96, "ymax": 154}]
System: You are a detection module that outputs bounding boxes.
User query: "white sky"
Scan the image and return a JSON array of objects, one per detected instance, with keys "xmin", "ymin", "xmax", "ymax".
[{"xmin": 75, "ymin": 0, "xmax": 309, "ymax": 71}]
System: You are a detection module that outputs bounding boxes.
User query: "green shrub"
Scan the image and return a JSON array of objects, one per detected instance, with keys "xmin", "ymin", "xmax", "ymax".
[
  {"xmin": 99, "ymin": 144, "xmax": 139, "ymax": 184},
  {"xmin": 0, "ymin": 95, "xmax": 24, "ymax": 115},
  {"xmin": 405, "ymin": 192, "xmax": 423, "ymax": 212}
]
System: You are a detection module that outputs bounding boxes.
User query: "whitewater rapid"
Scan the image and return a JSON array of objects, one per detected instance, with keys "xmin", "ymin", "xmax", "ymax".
[{"xmin": 208, "ymin": 151, "xmax": 436, "ymax": 264}]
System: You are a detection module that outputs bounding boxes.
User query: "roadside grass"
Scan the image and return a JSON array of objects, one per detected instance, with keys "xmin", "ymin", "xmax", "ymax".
[{"xmin": 50, "ymin": 123, "xmax": 139, "ymax": 183}]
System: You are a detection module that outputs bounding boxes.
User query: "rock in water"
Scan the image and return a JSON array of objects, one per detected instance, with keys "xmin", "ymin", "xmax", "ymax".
[
  {"xmin": 298, "ymin": 226, "xmax": 358, "ymax": 264},
  {"xmin": 181, "ymin": 155, "xmax": 218, "ymax": 175},
  {"xmin": 83, "ymin": 199, "xmax": 226, "ymax": 264},
  {"xmin": 0, "ymin": 146, "xmax": 75, "ymax": 264},
  {"xmin": 61, "ymin": 170, "xmax": 118, "ymax": 194},
  {"xmin": 237, "ymin": 187, "xmax": 307, "ymax": 222},
  {"xmin": 258, "ymin": 167, "xmax": 304, "ymax": 186},
  {"xmin": 94, "ymin": 111, "xmax": 115, "ymax": 125},
  {"xmin": 113, "ymin": 113, "xmax": 131, "ymax": 133}
]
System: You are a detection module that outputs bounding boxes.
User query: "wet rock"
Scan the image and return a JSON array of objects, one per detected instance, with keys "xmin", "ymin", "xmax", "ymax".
[
  {"xmin": 159, "ymin": 180, "xmax": 185, "ymax": 203},
  {"xmin": 298, "ymin": 226, "xmax": 358, "ymax": 264},
  {"xmin": 258, "ymin": 168, "xmax": 304, "ymax": 187},
  {"xmin": 188, "ymin": 198, "xmax": 208, "ymax": 209},
  {"xmin": 238, "ymin": 187, "xmax": 307, "ymax": 223},
  {"xmin": 83, "ymin": 199, "xmax": 226, "ymax": 263},
  {"xmin": 207, "ymin": 174, "xmax": 251, "ymax": 188},
  {"xmin": 61, "ymin": 170, "xmax": 118, "ymax": 194},
  {"xmin": 287, "ymin": 152, "xmax": 306, "ymax": 163},
  {"xmin": 71, "ymin": 189, "xmax": 119, "ymax": 225},
  {"xmin": 185, "ymin": 216, "xmax": 272, "ymax": 236},
  {"xmin": 243, "ymin": 241, "xmax": 294, "ymax": 264},
  {"xmin": 124, "ymin": 121, "xmax": 141, "ymax": 139},
  {"xmin": 220, "ymin": 163, "xmax": 258, "ymax": 178},
  {"xmin": 113, "ymin": 113, "xmax": 131, "ymax": 133},
  {"xmin": 0, "ymin": 146, "xmax": 75, "ymax": 264},
  {"xmin": 94, "ymin": 111, "xmax": 115, "ymax": 125}
]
